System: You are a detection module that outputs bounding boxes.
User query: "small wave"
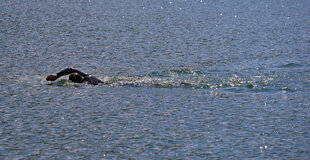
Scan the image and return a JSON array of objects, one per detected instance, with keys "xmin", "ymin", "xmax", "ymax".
[{"xmin": 280, "ymin": 63, "xmax": 303, "ymax": 68}]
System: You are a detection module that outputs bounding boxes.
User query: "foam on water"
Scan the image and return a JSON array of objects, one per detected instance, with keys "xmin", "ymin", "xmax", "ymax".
[{"xmin": 45, "ymin": 68, "xmax": 304, "ymax": 93}]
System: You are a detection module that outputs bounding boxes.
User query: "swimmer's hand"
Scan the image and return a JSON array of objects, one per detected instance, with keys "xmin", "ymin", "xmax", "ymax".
[{"xmin": 46, "ymin": 74, "xmax": 58, "ymax": 81}]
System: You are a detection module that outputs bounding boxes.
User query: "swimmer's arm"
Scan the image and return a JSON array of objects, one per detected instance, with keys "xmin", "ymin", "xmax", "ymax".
[
  {"xmin": 56, "ymin": 68, "xmax": 88, "ymax": 77},
  {"xmin": 46, "ymin": 68, "xmax": 88, "ymax": 81}
]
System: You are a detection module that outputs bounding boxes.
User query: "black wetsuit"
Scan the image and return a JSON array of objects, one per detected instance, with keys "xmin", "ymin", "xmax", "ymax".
[{"xmin": 57, "ymin": 68, "xmax": 104, "ymax": 85}]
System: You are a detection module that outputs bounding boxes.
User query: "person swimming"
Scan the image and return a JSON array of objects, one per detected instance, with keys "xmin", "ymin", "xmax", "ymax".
[{"xmin": 46, "ymin": 68, "xmax": 105, "ymax": 85}]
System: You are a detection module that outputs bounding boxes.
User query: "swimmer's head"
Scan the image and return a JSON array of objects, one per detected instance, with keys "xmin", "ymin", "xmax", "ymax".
[{"xmin": 69, "ymin": 72, "xmax": 83, "ymax": 83}]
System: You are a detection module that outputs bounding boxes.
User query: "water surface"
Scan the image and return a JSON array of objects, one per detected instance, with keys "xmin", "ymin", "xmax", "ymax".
[{"xmin": 1, "ymin": 0, "xmax": 310, "ymax": 159}]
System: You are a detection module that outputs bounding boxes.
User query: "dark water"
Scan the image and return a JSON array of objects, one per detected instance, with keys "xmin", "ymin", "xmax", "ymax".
[{"xmin": 1, "ymin": 0, "xmax": 310, "ymax": 159}]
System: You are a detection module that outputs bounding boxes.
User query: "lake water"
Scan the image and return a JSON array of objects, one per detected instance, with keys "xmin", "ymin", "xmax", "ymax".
[{"xmin": 1, "ymin": 0, "xmax": 310, "ymax": 159}]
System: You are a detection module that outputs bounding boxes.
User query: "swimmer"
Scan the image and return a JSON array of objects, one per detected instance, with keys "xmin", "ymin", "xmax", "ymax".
[{"xmin": 46, "ymin": 67, "xmax": 105, "ymax": 85}]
